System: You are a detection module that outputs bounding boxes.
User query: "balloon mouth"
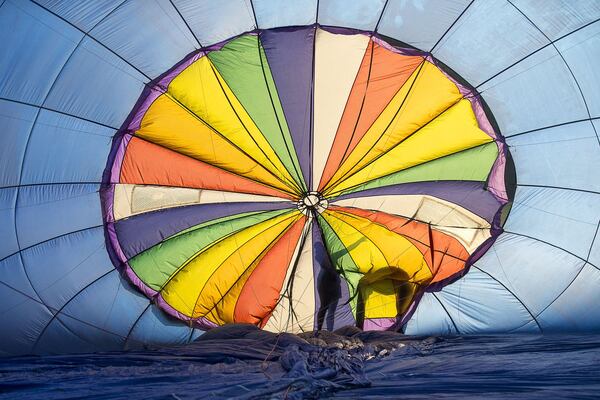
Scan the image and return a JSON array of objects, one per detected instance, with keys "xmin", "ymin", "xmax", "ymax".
[
  {"xmin": 297, "ymin": 191, "xmax": 329, "ymax": 215},
  {"xmin": 100, "ymin": 25, "xmax": 513, "ymax": 333}
]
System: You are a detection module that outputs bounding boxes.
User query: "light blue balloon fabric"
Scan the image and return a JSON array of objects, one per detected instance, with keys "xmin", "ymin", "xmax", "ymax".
[{"xmin": 0, "ymin": 0, "xmax": 599, "ymax": 355}]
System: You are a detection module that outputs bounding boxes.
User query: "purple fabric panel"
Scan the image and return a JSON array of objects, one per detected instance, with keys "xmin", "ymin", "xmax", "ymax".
[
  {"xmin": 312, "ymin": 220, "xmax": 355, "ymax": 331},
  {"xmin": 488, "ymin": 142, "xmax": 509, "ymax": 203},
  {"xmin": 399, "ymin": 290, "xmax": 424, "ymax": 329},
  {"xmin": 466, "ymin": 92, "xmax": 508, "ymax": 204},
  {"xmin": 363, "ymin": 317, "xmax": 397, "ymax": 331},
  {"xmin": 372, "ymin": 35, "xmax": 425, "ymax": 57},
  {"xmin": 100, "ymin": 184, "xmax": 116, "ymax": 225},
  {"xmin": 109, "ymin": 133, "xmax": 132, "ymax": 186},
  {"xmin": 261, "ymin": 27, "xmax": 314, "ymax": 188},
  {"xmin": 333, "ymin": 181, "xmax": 502, "ymax": 223},
  {"xmin": 158, "ymin": 52, "xmax": 204, "ymax": 90},
  {"xmin": 429, "ymin": 57, "xmax": 509, "ymax": 204},
  {"xmin": 127, "ymin": 87, "xmax": 163, "ymax": 133},
  {"xmin": 127, "ymin": 51, "xmax": 205, "ymax": 132},
  {"xmin": 124, "ymin": 259, "xmax": 158, "ymax": 298},
  {"xmin": 115, "ymin": 202, "xmax": 293, "ymax": 260},
  {"xmin": 104, "ymin": 219, "xmax": 161, "ymax": 301},
  {"xmin": 106, "ymin": 222, "xmax": 126, "ymax": 264},
  {"xmin": 319, "ymin": 24, "xmax": 369, "ymax": 36}
]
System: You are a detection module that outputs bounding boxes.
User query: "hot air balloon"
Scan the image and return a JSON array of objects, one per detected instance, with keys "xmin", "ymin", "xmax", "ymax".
[{"xmin": 1, "ymin": 0, "xmax": 599, "ymax": 356}]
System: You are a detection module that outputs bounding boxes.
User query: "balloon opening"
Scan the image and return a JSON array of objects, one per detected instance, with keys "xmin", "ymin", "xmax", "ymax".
[
  {"xmin": 101, "ymin": 26, "xmax": 512, "ymax": 334},
  {"xmin": 298, "ymin": 191, "xmax": 329, "ymax": 215}
]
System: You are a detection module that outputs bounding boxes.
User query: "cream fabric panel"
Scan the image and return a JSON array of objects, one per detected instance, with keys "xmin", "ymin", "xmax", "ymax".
[
  {"xmin": 264, "ymin": 220, "xmax": 315, "ymax": 333},
  {"xmin": 312, "ymin": 30, "xmax": 370, "ymax": 190},
  {"xmin": 112, "ymin": 184, "xmax": 291, "ymax": 220},
  {"xmin": 332, "ymin": 195, "xmax": 491, "ymax": 252}
]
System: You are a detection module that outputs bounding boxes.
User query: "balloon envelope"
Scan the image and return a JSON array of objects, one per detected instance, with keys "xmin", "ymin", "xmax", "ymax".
[{"xmin": 0, "ymin": 0, "xmax": 599, "ymax": 355}]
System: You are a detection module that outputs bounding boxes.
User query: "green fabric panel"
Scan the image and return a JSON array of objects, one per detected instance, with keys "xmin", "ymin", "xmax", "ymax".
[
  {"xmin": 130, "ymin": 208, "xmax": 292, "ymax": 291},
  {"xmin": 338, "ymin": 142, "xmax": 499, "ymax": 196},
  {"xmin": 259, "ymin": 45, "xmax": 306, "ymax": 191},
  {"xmin": 317, "ymin": 215, "xmax": 362, "ymax": 316},
  {"xmin": 208, "ymin": 35, "xmax": 306, "ymax": 191},
  {"xmin": 169, "ymin": 210, "xmax": 263, "ymax": 239}
]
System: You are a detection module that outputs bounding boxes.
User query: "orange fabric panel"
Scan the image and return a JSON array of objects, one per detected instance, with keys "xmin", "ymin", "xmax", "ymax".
[
  {"xmin": 233, "ymin": 217, "xmax": 306, "ymax": 326},
  {"xmin": 329, "ymin": 205, "xmax": 469, "ymax": 283},
  {"xmin": 120, "ymin": 136, "xmax": 293, "ymax": 199},
  {"xmin": 318, "ymin": 43, "xmax": 423, "ymax": 191}
]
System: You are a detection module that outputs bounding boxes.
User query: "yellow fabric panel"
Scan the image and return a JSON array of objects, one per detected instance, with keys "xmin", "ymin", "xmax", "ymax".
[
  {"xmin": 201, "ymin": 215, "xmax": 302, "ymax": 325},
  {"xmin": 322, "ymin": 210, "xmax": 432, "ymax": 284},
  {"xmin": 362, "ymin": 279, "xmax": 398, "ymax": 319},
  {"xmin": 321, "ymin": 210, "xmax": 388, "ymax": 274},
  {"xmin": 168, "ymin": 57, "xmax": 301, "ymax": 194},
  {"xmin": 161, "ymin": 211, "xmax": 300, "ymax": 318},
  {"xmin": 327, "ymin": 99, "xmax": 493, "ymax": 195},
  {"xmin": 136, "ymin": 95, "xmax": 295, "ymax": 195},
  {"xmin": 323, "ymin": 61, "xmax": 461, "ymax": 194}
]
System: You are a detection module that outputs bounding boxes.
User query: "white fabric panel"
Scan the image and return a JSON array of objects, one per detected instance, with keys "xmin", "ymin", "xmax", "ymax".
[
  {"xmin": 113, "ymin": 184, "xmax": 291, "ymax": 220},
  {"xmin": 479, "ymin": 45, "xmax": 588, "ymax": 136},
  {"xmin": 90, "ymin": 0, "xmax": 198, "ymax": 78},
  {"xmin": 403, "ymin": 292, "xmax": 458, "ymax": 335},
  {"xmin": 253, "ymin": 0, "xmax": 317, "ymax": 29},
  {"xmin": 433, "ymin": 0, "xmax": 548, "ymax": 87},
  {"xmin": 21, "ymin": 110, "xmax": 114, "ymax": 185},
  {"xmin": 505, "ymin": 186, "xmax": 600, "ymax": 260},
  {"xmin": 35, "ymin": 0, "xmax": 123, "ymax": 32},
  {"xmin": 0, "ymin": 1, "xmax": 82, "ymax": 104},
  {"xmin": 506, "ymin": 121, "xmax": 600, "ymax": 192},
  {"xmin": 435, "ymin": 268, "xmax": 534, "ymax": 333},
  {"xmin": 16, "ymin": 184, "xmax": 102, "ymax": 249},
  {"xmin": 333, "ymin": 195, "xmax": 490, "ymax": 253},
  {"xmin": 46, "ymin": 270, "xmax": 149, "ymax": 353},
  {"xmin": 538, "ymin": 264, "xmax": 600, "ymax": 332},
  {"xmin": 264, "ymin": 221, "xmax": 314, "ymax": 333},
  {"xmin": 44, "ymin": 36, "xmax": 147, "ymax": 127},
  {"xmin": 377, "ymin": 0, "xmax": 470, "ymax": 51},
  {"xmin": 312, "ymin": 30, "xmax": 369, "ymax": 189},
  {"xmin": 512, "ymin": 0, "xmax": 600, "ymax": 41},
  {"xmin": 474, "ymin": 233, "xmax": 585, "ymax": 316},
  {"xmin": 0, "ymin": 99, "xmax": 38, "ymax": 187},
  {"xmin": 556, "ymin": 20, "xmax": 600, "ymax": 118},
  {"xmin": 318, "ymin": 0, "xmax": 386, "ymax": 31},
  {"xmin": 0, "ymin": 254, "xmax": 54, "ymax": 356},
  {"xmin": 22, "ymin": 227, "xmax": 113, "ymax": 312},
  {"xmin": 172, "ymin": 0, "xmax": 255, "ymax": 47},
  {"xmin": 0, "ymin": 188, "xmax": 18, "ymax": 260}
]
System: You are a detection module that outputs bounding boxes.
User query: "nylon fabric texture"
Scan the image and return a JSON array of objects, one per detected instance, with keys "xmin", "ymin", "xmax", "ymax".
[{"xmin": 0, "ymin": 0, "xmax": 599, "ymax": 356}]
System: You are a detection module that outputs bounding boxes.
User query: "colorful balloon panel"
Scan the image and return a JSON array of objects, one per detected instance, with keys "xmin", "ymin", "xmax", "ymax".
[{"xmin": 102, "ymin": 27, "xmax": 508, "ymax": 333}]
